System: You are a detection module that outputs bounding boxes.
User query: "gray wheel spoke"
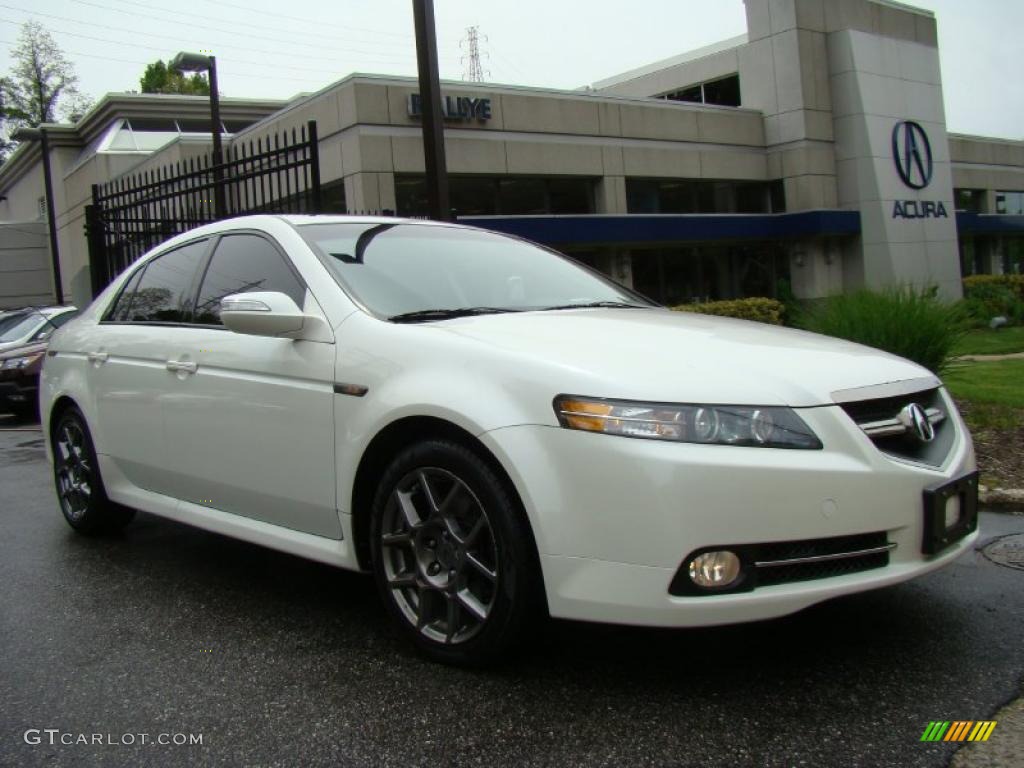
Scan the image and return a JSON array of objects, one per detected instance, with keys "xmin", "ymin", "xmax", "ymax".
[
  {"xmin": 445, "ymin": 595, "xmax": 459, "ymax": 643},
  {"xmin": 381, "ymin": 531, "xmax": 411, "ymax": 547},
  {"xmin": 456, "ymin": 588, "xmax": 488, "ymax": 622},
  {"xmin": 418, "ymin": 471, "xmax": 439, "ymax": 513},
  {"xmin": 388, "ymin": 571, "xmax": 417, "ymax": 589},
  {"xmin": 463, "ymin": 515, "xmax": 487, "ymax": 546},
  {"xmin": 465, "ymin": 552, "xmax": 497, "ymax": 582},
  {"xmin": 395, "ymin": 489, "xmax": 422, "ymax": 530},
  {"xmin": 438, "ymin": 481, "xmax": 464, "ymax": 516}
]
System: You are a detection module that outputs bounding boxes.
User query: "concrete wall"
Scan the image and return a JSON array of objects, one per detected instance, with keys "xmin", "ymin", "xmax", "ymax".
[
  {"xmin": 240, "ymin": 77, "xmax": 769, "ymax": 214},
  {"xmin": 0, "ymin": 222, "xmax": 53, "ymax": 309},
  {"xmin": 950, "ymin": 135, "xmax": 1024, "ymax": 193}
]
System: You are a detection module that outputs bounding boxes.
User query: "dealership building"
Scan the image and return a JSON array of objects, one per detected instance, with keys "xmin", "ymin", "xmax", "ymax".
[{"xmin": 1, "ymin": 0, "xmax": 1022, "ymax": 310}]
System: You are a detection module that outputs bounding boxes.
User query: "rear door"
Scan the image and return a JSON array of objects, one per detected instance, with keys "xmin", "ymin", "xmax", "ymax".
[
  {"xmin": 89, "ymin": 238, "xmax": 210, "ymax": 495},
  {"xmin": 160, "ymin": 232, "xmax": 340, "ymax": 539}
]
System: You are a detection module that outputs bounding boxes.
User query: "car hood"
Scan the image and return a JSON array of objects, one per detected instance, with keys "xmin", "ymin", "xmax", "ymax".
[{"xmin": 433, "ymin": 308, "xmax": 935, "ymax": 407}]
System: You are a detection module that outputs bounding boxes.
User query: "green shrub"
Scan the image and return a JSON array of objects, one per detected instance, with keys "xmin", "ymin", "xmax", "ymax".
[
  {"xmin": 671, "ymin": 297, "xmax": 785, "ymax": 325},
  {"xmin": 797, "ymin": 287, "xmax": 966, "ymax": 374},
  {"xmin": 961, "ymin": 275, "xmax": 1024, "ymax": 327},
  {"xmin": 963, "ymin": 274, "xmax": 1024, "ymax": 301}
]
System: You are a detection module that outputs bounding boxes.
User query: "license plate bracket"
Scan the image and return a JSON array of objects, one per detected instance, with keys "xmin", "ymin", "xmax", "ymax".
[{"xmin": 922, "ymin": 471, "xmax": 979, "ymax": 555}]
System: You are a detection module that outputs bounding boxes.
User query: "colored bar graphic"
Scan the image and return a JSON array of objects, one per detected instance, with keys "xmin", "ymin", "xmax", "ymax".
[
  {"xmin": 921, "ymin": 722, "xmax": 950, "ymax": 741},
  {"xmin": 921, "ymin": 721, "xmax": 997, "ymax": 742}
]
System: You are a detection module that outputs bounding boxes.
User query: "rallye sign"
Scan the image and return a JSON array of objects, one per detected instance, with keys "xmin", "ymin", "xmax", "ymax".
[{"xmin": 408, "ymin": 93, "xmax": 492, "ymax": 122}]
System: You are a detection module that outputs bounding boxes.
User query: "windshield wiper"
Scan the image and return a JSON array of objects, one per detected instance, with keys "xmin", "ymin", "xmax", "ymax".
[
  {"xmin": 388, "ymin": 307, "xmax": 521, "ymax": 323},
  {"xmin": 538, "ymin": 300, "xmax": 650, "ymax": 311}
]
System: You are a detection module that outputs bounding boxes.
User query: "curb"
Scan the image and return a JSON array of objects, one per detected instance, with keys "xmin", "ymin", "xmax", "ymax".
[{"xmin": 980, "ymin": 487, "xmax": 1024, "ymax": 514}]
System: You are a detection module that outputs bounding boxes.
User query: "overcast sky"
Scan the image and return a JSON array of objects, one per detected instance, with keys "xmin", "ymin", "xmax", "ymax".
[{"xmin": 0, "ymin": 0, "xmax": 1020, "ymax": 139}]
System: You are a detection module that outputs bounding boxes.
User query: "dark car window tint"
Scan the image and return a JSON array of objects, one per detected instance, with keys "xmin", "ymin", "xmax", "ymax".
[
  {"xmin": 127, "ymin": 240, "xmax": 207, "ymax": 323},
  {"xmin": 106, "ymin": 268, "xmax": 145, "ymax": 322},
  {"xmin": 193, "ymin": 234, "xmax": 306, "ymax": 325}
]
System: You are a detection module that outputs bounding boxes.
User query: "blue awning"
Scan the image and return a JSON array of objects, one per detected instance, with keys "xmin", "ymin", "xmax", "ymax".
[
  {"xmin": 956, "ymin": 212, "xmax": 1024, "ymax": 235},
  {"xmin": 458, "ymin": 210, "xmax": 861, "ymax": 246}
]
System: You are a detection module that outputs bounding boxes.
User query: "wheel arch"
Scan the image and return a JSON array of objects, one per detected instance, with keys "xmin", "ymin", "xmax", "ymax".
[{"xmin": 350, "ymin": 416, "xmax": 543, "ymax": 588}]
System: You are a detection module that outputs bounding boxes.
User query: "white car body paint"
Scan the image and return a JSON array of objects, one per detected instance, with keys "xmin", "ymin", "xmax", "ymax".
[{"xmin": 41, "ymin": 215, "xmax": 978, "ymax": 628}]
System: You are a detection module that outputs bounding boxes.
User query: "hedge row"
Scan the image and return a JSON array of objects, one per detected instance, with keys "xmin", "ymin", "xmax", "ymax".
[
  {"xmin": 963, "ymin": 274, "xmax": 1024, "ymax": 301},
  {"xmin": 670, "ymin": 297, "xmax": 785, "ymax": 325}
]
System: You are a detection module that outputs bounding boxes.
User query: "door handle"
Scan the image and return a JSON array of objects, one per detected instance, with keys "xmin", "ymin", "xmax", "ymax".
[
  {"xmin": 165, "ymin": 360, "xmax": 198, "ymax": 374},
  {"xmin": 87, "ymin": 351, "xmax": 108, "ymax": 364}
]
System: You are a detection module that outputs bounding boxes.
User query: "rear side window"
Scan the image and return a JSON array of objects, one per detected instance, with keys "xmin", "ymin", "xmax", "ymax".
[
  {"xmin": 118, "ymin": 240, "xmax": 208, "ymax": 323},
  {"xmin": 106, "ymin": 268, "xmax": 145, "ymax": 322},
  {"xmin": 193, "ymin": 234, "xmax": 306, "ymax": 325}
]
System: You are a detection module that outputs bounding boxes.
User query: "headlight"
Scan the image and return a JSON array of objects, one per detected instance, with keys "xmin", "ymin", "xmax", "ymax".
[
  {"xmin": 553, "ymin": 395, "xmax": 822, "ymax": 449},
  {"xmin": 1, "ymin": 352, "xmax": 44, "ymax": 370}
]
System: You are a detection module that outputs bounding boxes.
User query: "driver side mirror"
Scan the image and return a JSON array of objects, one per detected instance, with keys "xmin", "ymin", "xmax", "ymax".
[{"xmin": 220, "ymin": 291, "xmax": 332, "ymax": 342}]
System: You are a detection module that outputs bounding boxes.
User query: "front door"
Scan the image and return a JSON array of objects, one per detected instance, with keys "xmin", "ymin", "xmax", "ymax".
[{"xmin": 160, "ymin": 232, "xmax": 340, "ymax": 539}]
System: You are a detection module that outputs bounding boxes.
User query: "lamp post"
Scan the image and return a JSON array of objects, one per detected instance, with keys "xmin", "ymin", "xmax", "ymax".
[
  {"xmin": 12, "ymin": 126, "xmax": 64, "ymax": 305},
  {"xmin": 412, "ymin": 0, "xmax": 451, "ymax": 221},
  {"xmin": 170, "ymin": 51, "xmax": 225, "ymax": 219}
]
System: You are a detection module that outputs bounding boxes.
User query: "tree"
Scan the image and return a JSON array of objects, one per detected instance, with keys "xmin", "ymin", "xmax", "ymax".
[
  {"xmin": 139, "ymin": 60, "xmax": 211, "ymax": 96},
  {"xmin": 1, "ymin": 21, "xmax": 91, "ymax": 162}
]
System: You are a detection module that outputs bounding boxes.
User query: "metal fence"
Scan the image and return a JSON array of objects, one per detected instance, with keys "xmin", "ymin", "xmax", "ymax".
[{"xmin": 85, "ymin": 120, "xmax": 322, "ymax": 294}]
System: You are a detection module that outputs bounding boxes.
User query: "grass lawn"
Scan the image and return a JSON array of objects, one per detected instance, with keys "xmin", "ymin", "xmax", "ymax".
[
  {"xmin": 943, "ymin": 359, "xmax": 1024, "ymax": 487},
  {"xmin": 953, "ymin": 326, "xmax": 1024, "ymax": 356},
  {"xmin": 943, "ymin": 359, "xmax": 1024, "ymax": 410}
]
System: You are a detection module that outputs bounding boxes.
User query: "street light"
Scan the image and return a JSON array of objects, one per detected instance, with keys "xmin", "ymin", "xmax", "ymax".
[
  {"xmin": 170, "ymin": 51, "xmax": 225, "ymax": 219},
  {"xmin": 11, "ymin": 126, "xmax": 64, "ymax": 305}
]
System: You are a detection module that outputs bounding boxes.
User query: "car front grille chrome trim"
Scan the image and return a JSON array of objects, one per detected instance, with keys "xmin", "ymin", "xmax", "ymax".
[
  {"xmin": 754, "ymin": 542, "xmax": 898, "ymax": 569},
  {"xmin": 858, "ymin": 407, "xmax": 945, "ymax": 438}
]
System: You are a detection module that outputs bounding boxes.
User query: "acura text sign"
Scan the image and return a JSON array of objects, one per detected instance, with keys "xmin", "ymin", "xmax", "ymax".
[
  {"xmin": 408, "ymin": 93, "xmax": 492, "ymax": 122},
  {"xmin": 891, "ymin": 120, "xmax": 947, "ymax": 219}
]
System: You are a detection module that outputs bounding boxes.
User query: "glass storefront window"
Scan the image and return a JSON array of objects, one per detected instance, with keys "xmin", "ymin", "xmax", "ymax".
[{"xmin": 395, "ymin": 175, "xmax": 596, "ymax": 217}]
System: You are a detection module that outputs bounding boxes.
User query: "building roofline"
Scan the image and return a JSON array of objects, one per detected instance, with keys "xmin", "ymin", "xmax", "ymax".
[{"xmin": 589, "ymin": 34, "xmax": 748, "ymax": 91}]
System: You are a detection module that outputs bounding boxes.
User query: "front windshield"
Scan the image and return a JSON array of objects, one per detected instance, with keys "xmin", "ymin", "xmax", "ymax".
[
  {"xmin": 297, "ymin": 222, "xmax": 654, "ymax": 319},
  {"xmin": 0, "ymin": 313, "xmax": 43, "ymax": 342}
]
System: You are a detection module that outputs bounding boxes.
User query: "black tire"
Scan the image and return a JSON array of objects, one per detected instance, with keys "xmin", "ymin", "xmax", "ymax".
[
  {"xmin": 369, "ymin": 439, "xmax": 540, "ymax": 666},
  {"xmin": 51, "ymin": 405, "xmax": 135, "ymax": 534}
]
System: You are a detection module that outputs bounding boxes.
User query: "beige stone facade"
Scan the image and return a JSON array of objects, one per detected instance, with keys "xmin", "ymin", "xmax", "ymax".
[{"xmin": 1, "ymin": 0, "xmax": 1022, "ymax": 310}]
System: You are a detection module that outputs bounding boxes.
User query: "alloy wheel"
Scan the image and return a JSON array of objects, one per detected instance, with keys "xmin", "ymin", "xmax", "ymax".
[
  {"xmin": 55, "ymin": 419, "xmax": 93, "ymax": 521},
  {"xmin": 379, "ymin": 467, "xmax": 499, "ymax": 645}
]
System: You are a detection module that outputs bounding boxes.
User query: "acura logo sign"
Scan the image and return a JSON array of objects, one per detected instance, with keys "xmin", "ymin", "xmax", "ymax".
[
  {"xmin": 899, "ymin": 403, "xmax": 935, "ymax": 443},
  {"xmin": 892, "ymin": 121, "xmax": 933, "ymax": 189}
]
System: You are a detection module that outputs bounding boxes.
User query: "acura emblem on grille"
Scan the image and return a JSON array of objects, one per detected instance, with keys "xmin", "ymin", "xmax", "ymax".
[{"xmin": 900, "ymin": 403, "xmax": 935, "ymax": 443}]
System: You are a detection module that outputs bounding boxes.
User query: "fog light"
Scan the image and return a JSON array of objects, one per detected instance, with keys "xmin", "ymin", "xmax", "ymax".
[{"xmin": 688, "ymin": 550, "xmax": 742, "ymax": 588}]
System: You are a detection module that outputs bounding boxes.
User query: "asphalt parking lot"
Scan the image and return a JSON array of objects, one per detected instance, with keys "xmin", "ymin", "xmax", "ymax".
[{"xmin": 1, "ymin": 419, "xmax": 1022, "ymax": 768}]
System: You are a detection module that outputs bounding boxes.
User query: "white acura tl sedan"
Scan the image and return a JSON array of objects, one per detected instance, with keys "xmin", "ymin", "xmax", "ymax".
[{"xmin": 40, "ymin": 215, "xmax": 978, "ymax": 664}]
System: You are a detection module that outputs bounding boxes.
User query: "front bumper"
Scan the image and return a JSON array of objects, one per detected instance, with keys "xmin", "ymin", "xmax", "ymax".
[
  {"xmin": 0, "ymin": 375, "xmax": 38, "ymax": 413},
  {"xmin": 479, "ymin": 392, "xmax": 977, "ymax": 627}
]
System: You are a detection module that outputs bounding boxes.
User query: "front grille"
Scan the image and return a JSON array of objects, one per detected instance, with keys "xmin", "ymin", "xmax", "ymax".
[
  {"xmin": 755, "ymin": 531, "xmax": 891, "ymax": 587},
  {"xmin": 669, "ymin": 531, "xmax": 893, "ymax": 596},
  {"xmin": 840, "ymin": 387, "xmax": 954, "ymax": 467}
]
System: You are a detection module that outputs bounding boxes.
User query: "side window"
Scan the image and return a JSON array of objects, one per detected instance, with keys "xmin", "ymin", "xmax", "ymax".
[
  {"xmin": 106, "ymin": 268, "xmax": 145, "ymax": 322},
  {"xmin": 125, "ymin": 240, "xmax": 208, "ymax": 323},
  {"xmin": 193, "ymin": 234, "xmax": 306, "ymax": 325}
]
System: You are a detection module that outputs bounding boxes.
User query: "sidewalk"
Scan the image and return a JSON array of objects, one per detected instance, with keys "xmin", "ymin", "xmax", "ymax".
[{"xmin": 951, "ymin": 688, "xmax": 1024, "ymax": 768}]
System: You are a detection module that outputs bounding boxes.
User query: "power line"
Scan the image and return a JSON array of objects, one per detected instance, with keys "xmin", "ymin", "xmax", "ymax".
[
  {"xmin": 0, "ymin": 20, "xmax": 419, "ymax": 76},
  {"xmin": 66, "ymin": 0, "xmax": 418, "ymax": 59},
  {"xmin": 205, "ymin": 0, "xmax": 417, "ymax": 41},
  {"xmin": 0, "ymin": 39, "xmax": 315, "ymax": 82},
  {"xmin": 0, "ymin": 4, "xmax": 458, "ymax": 66},
  {"xmin": 99, "ymin": 0, "xmax": 416, "ymax": 51}
]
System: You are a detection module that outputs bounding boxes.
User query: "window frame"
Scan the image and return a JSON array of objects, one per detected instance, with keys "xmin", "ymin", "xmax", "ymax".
[
  {"xmin": 100, "ymin": 237, "xmax": 212, "ymax": 326},
  {"xmin": 188, "ymin": 229, "xmax": 309, "ymax": 330}
]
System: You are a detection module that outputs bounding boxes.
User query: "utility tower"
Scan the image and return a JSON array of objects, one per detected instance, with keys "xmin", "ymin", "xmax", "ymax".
[{"xmin": 460, "ymin": 26, "xmax": 489, "ymax": 82}]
